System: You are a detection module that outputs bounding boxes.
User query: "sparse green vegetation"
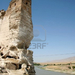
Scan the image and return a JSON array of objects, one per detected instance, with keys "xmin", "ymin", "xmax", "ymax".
[
  {"xmin": 34, "ymin": 63, "xmax": 41, "ymax": 66},
  {"xmin": 67, "ymin": 63, "xmax": 70, "ymax": 65},
  {"xmin": 68, "ymin": 66, "xmax": 71, "ymax": 69},
  {"xmin": 72, "ymin": 66, "xmax": 75, "ymax": 69}
]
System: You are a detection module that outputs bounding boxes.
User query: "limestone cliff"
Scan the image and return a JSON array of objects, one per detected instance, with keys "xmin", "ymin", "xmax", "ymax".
[{"xmin": 0, "ymin": 0, "xmax": 35, "ymax": 75}]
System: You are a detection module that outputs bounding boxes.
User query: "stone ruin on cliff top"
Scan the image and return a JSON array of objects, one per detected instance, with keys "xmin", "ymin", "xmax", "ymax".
[{"xmin": 0, "ymin": 0, "xmax": 35, "ymax": 75}]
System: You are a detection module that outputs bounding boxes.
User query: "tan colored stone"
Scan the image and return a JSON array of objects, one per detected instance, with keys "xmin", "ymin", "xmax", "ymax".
[
  {"xmin": 0, "ymin": 0, "xmax": 35, "ymax": 75},
  {"xmin": 6, "ymin": 63, "xmax": 16, "ymax": 70}
]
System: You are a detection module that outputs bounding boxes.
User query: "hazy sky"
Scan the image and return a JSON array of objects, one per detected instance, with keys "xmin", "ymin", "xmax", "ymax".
[{"xmin": 0, "ymin": 0, "xmax": 75, "ymax": 62}]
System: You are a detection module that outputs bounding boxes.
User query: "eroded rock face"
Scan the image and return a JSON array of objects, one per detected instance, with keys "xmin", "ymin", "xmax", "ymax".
[
  {"xmin": 0, "ymin": 48, "xmax": 35, "ymax": 75},
  {"xmin": 0, "ymin": 0, "xmax": 35, "ymax": 75},
  {"xmin": 0, "ymin": 0, "xmax": 33, "ymax": 49}
]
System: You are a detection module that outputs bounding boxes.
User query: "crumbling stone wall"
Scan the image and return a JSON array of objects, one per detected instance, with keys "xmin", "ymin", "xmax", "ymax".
[{"xmin": 0, "ymin": 0, "xmax": 35, "ymax": 75}]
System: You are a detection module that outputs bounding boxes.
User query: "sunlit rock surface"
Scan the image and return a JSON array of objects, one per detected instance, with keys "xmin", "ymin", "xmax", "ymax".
[{"xmin": 0, "ymin": 0, "xmax": 35, "ymax": 75}]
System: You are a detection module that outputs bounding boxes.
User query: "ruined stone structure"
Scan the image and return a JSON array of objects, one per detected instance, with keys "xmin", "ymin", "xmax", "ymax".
[{"xmin": 0, "ymin": 0, "xmax": 35, "ymax": 75}]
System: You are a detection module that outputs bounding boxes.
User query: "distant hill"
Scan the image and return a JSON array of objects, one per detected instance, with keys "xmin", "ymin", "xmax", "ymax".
[
  {"xmin": 50, "ymin": 56, "xmax": 75, "ymax": 63},
  {"xmin": 41, "ymin": 56, "xmax": 75, "ymax": 64}
]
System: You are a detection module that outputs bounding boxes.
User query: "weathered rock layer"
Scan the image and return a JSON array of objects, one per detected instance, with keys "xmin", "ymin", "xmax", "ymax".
[{"xmin": 0, "ymin": 0, "xmax": 35, "ymax": 75}]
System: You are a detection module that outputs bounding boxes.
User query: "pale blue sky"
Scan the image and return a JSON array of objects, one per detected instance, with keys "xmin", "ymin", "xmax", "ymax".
[{"xmin": 0, "ymin": 0, "xmax": 75, "ymax": 62}]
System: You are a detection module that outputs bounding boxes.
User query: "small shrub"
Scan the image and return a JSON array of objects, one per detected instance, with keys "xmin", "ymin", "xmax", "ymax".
[
  {"xmin": 54, "ymin": 64, "xmax": 56, "ymax": 66},
  {"xmin": 72, "ymin": 66, "xmax": 75, "ymax": 69},
  {"xmin": 68, "ymin": 66, "xmax": 71, "ymax": 69}
]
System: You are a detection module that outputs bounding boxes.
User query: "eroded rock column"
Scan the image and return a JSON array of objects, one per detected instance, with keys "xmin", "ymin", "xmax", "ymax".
[{"xmin": 0, "ymin": 0, "xmax": 35, "ymax": 75}]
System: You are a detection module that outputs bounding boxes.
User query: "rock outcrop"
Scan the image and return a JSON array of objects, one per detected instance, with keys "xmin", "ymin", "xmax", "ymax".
[{"xmin": 0, "ymin": 0, "xmax": 35, "ymax": 75}]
